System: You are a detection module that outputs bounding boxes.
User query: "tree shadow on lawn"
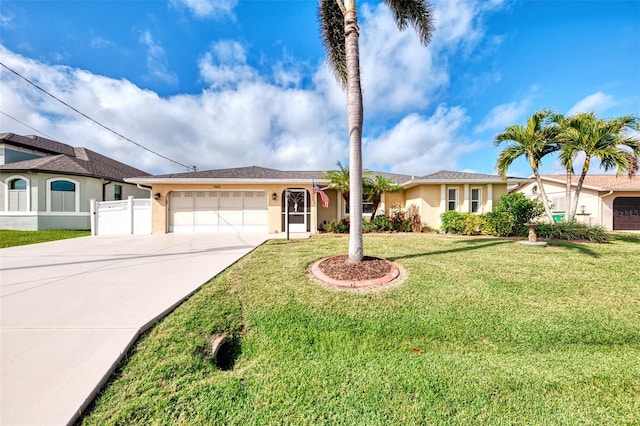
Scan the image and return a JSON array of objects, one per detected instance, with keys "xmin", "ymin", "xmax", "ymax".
[
  {"xmin": 545, "ymin": 240, "xmax": 601, "ymax": 258},
  {"xmin": 387, "ymin": 238, "xmax": 512, "ymax": 261},
  {"xmin": 388, "ymin": 237, "xmax": 602, "ymax": 261}
]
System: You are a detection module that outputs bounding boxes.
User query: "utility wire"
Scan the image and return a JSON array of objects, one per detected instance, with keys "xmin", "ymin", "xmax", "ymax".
[
  {"xmin": 0, "ymin": 110, "xmax": 58, "ymax": 140},
  {"xmin": 1, "ymin": 62, "xmax": 197, "ymax": 172}
]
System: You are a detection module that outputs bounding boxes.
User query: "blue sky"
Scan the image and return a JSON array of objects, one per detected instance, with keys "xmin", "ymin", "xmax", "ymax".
[{"xmin": 1, "ymin": 0, "xmax": 638, "ymax": 176}]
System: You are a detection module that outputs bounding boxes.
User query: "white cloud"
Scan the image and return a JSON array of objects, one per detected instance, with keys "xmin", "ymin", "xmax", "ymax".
[
  {"xmin": 0, "ymin": 45, "xmax": 345, "ymax": 174},
  {"xmin": 0, "ymin": 0, "xmax": 507, "ymax": 176},
  {"xmin": 474, "ymin": 95, "xmax": 533, "ymax": 133},
  {"xmin": 198, "ymin": 40, "xmax": 259, "ymax": 89},
  {"xmin": 169, "ymin": 0, "xmax": 237, "ymax": 19},
  {"xmin": 365, "ymin": 105, "xmax": 481, "ymax": 176},
  {"xmin": 138, "ymin": 31, "xmax": 178, "ymax": 86},
  {"xmin": 567, "ymin": 91, "xmax": 617, "ymax": 116},
  {"xmin": 0, "ymin": 10, "xmax": 14, "ymax": 29},
  {"xmin": 354, "ymin": 0, "xmax": 508, "ymax": 118}
]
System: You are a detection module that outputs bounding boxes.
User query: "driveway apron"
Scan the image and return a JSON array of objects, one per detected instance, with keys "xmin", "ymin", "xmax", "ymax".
[{"xmin": 0, "ymin": 233, "xmax": 268, "ymax": 426}]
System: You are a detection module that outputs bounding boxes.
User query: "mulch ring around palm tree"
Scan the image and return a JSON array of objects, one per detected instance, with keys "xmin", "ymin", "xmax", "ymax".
[{"xmin": 309, "ymin": 254, "xmax": 405, "ymax": 292}]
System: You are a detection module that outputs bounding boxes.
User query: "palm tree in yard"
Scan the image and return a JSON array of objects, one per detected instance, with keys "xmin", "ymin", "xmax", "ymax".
[
  {"xmin": 324, "ymin": 161, "xmax": 352, "ymax": 207},
  {"xmin": 556, "ymin": 112, "xmax": 640, "ymax": 221},
  {"xmin": 494, "ymin": 110, "xmax": 559, "ymax": 223},
  {"xmin": 319, "ymin": 0, "xmax": 434, "ymax": 263},
  {"xmin": 365, "ymin": 175, "xmax": 401, "ymax": 220}
]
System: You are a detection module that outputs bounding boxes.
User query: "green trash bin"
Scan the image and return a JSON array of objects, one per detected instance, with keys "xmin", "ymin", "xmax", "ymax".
[{"xmin": 552, "ymin": 213, "xmax": 564, "ymax": 223}]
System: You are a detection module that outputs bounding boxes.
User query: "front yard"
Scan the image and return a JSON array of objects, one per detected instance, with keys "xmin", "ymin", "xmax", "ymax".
[
  {"xmin": 0, "ymin": 229, "xmax": 90, "ymax": 248},
  {"xmin": 82, "ymin": 234, "xmax": 640, "ymax": 425}
]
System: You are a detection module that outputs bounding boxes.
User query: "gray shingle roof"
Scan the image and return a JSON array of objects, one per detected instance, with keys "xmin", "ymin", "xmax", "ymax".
[
  {"xmin": 0, "ymin": 133, "xmax": 149, "ymax": 180},
  {"xmin": 148, "ymin": 166, "xmax": 414, "ymax": 184},
  {"xmin": 419, "ymin": 170, "xmax": 503, "ymax": 180},
  {"xmin": 0, "ymin": 133, "xmax": 76, "ymax": 156},
  {"xmin": 151, "ymin": 166, "xmax": 325, "ymax": 180}
]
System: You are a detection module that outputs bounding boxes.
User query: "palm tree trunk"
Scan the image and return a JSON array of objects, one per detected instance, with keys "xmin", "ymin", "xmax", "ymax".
[
  {"xmin": 530, "ymin": 156, "xmax": 555, "ymax": 222},
  {"xmin": 344, "ymin": 0, "xmax": 364, "ymax": 263},
  {"xmin": 570, "ymin": 157, "xmax": 591, "ymax": 222},
  {"xmin": 565, "ymin": 169, "xmax": 572, "ymax": 221}
]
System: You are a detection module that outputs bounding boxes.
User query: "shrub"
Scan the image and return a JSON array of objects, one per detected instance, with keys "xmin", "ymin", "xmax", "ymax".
[
  {"xmin": 421, "ymin": 225, "xmax": 439, "ymax": 233},
  {"xmin": 440, "ymin": 211, "xmax": 481, "ymax": 235},
  {"xmin": 327, "ymin": 218, "xmax": 349, "ymax": 233},
  {"xmin": 389, "ymin": 209, "xmax": 412, "ymax": 232},
  {"xmin": 370, "ymin": 214, "xmax": 391, "ymax": 232},
  {"xmin": 536, "ymin": 221, "xmax": 611, "ymax": 243},
  {"xmin": 407, "ymin": 205, "xmax": 423, "ymax": 233},
  {"xmin": 483, "ymin": 193, "xmax": 545, "ymax": 237},
  {"xmin": 481, "ymin": 211, "xmax": 516, "ymax": 237},
  {"xmin": 440, "ymin": 211, "xmax": 465, "ymax": 234}
]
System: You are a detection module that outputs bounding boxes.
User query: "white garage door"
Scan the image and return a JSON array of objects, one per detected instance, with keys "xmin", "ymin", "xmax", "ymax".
[{"xmin": 169, "ymin": 191, "xmax": 268, "ymax": 233}]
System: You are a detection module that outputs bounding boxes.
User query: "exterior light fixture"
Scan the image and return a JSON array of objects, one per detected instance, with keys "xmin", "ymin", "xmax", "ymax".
[
  {"xmin": 154, "ymin": 192, "xmax": 161, "ymax": 200},
  {"xmin": 580, "ymin": 205, "xmax": 586, "ymax": 214},
  {"xmin": 272, "ymin": 193, "xmax": 277, "ymax": 201}
]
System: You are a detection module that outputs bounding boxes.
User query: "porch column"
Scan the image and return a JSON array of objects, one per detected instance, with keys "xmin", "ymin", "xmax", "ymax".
[
  {"xmin": 439, "ymin": 184, "xmax": 447, "ymax": 214},
  {"xmin": 462, "ymin": 184, "xmax": 470, "ymax": 213},
  {"xmin": 310, "ymin": 186, "xmax": 318, "ymax": 234},
  {"xmin": 487, "ymin": 184, "xmax": 493, "ymax": 211}
]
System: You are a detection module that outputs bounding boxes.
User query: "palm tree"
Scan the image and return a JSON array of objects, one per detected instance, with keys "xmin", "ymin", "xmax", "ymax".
[
  {"xmin": 550, "ymin": 112, "xmax": 575, "ymax": 221},
  {"xmin": 557, "ymin": 113, "xmax": 640, "ymax": 221},
  {"xmin": 319, "ymin": 0, "xmax": 434, "ymax": 263},
  {"xmin": 494, "ymin": 110, "xmax": 559, "ymax": 222},
  {"xmin": 323, "ymin": 161, "xmax": 351, "ymax": 207},
  {"xmin": 364, "ymin": 175, "xmax": 401, "ymax": 220}
]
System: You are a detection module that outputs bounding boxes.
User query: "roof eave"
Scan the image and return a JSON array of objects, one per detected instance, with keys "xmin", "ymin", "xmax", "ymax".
[{"xmin": 125, "ymin": 177, "xmax": 332, "ymax": 185}]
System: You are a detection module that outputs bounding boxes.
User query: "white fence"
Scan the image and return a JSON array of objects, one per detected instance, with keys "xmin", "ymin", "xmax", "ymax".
[{"xmin": 90, "ymin": 196, "xmax": 152, "ymax": 236}]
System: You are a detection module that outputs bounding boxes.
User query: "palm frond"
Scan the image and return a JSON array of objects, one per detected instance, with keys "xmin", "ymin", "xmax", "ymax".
[
  {"xmin": 319, "ymin": 0, "xmax": 347, "ymax": 88},
  {"xmin": 383, "ymin": 0, "xmax": 434, "ymax": 46}
]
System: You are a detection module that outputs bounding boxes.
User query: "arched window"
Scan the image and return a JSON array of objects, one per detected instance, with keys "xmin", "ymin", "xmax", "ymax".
[
  {"xmin": 47, "ymin": 178, "xmax": 79, "ymax": 212},
  {"xmin": 5, "ymin": 176, "xmax": 30, "ymax": 211}
]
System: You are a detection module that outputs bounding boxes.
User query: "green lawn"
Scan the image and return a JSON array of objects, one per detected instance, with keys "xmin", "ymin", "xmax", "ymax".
[
  {"xmin": 82, "ymin": 234, "xmax": 640, "ymax": 425},
  {"xmin": 0, "ymin": 229, "xmax": 90, "ymax": 248}
]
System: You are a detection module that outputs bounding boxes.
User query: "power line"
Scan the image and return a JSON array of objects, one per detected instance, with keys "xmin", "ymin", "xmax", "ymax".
[
  {"xmin": 0, "ymin": 110, "xmax": 58, "ymax": 140},
  {"xmin": 1, "ymin": 62, "xmax": 197, "ymax": 172}
]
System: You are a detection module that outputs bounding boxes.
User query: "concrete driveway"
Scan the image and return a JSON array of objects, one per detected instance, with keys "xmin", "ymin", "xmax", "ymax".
[{"xmin": 0, "ymin": 232, "xmax": 269, "ymax": 426}]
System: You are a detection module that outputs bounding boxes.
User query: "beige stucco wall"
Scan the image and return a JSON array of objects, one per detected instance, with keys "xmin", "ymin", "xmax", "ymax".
[
  {"xmin": 150, "ymin": 183, "xmax": 321, "ymax": 234},
  {"xmin": 147, "ymin": 181, "xmax": 511, "ymax": 234}
]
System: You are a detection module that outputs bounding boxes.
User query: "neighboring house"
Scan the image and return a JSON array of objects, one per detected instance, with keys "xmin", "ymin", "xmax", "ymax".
[
  {"xmin": 0, "ymin": 133, "xmax": 151, "ymax": 230},
  {"xmin": 126, "ymin": 166, "xmax": 528, "ymax": 235},
  {"xmin": 512, "ymin": 175, "xmax": 640, "ymax": 231}
]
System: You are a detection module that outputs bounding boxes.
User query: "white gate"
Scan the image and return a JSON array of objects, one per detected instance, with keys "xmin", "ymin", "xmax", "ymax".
[{"xmin": 90, "ymin": 196, "xmax": 152, "ymax": 236}]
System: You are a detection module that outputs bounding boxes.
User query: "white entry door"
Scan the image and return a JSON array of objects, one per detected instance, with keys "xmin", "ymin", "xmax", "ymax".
[{"xmin": 286, "ymin": 189, "xmax": 307, "ymax": 233}]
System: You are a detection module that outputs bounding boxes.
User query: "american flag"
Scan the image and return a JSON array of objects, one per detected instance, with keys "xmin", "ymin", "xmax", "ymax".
[{"xmin": 313, "ymin": 181, "xmax": 329, "ymax": 208}]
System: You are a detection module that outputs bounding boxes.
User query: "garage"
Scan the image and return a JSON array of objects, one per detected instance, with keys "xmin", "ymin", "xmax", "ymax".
[
  {"xmin": 613, "ymin": 197, "xmax": 640, "ymax": 231},
  {"xmin": 169, "ymin": 191, "xmax": 268, "ymax": 233}
]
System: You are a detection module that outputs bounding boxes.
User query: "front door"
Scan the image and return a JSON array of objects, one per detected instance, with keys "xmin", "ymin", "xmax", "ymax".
[{"xmin": 286, "ymin": 189, "xmax": 307, "ymax": 233}]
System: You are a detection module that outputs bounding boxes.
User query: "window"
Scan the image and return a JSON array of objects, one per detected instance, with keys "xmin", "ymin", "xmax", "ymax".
[
  {"xmin": 114, "ymin": 185, "xmax": 122, "ymax": 201},
  {"xmin": 7, "ymin": 177, "xmax": 28, "ymax": 211},
  {"xmin": 345, "ymin": 194, "xmax": 373, "ymax": 215},
  {"xmin": 49, "ymin": 179, "xmax": 77, "ymax": 212},
  {"xmin": 447, "ymin": 188, "xmax": 458, "ymax": 211},
  {"xmin": 471, "ymin": 188, "xmax": 482, "ymax": 214},
  {"xmin": 550, "ymin": 196, "xmax": 566, "ymax": 212}
]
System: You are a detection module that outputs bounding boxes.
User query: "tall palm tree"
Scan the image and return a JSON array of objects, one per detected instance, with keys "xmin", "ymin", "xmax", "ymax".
[
  {"xmin": 557, "ymin": 113, "xmax": 640, "ymax": 221},
  {"xmin": 494, "ymin": 110, "xmax": 559, "ymax": 222},
  {"xmin": 319, "ymin": 0, "xmax": 434, "ymax": 263}
]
